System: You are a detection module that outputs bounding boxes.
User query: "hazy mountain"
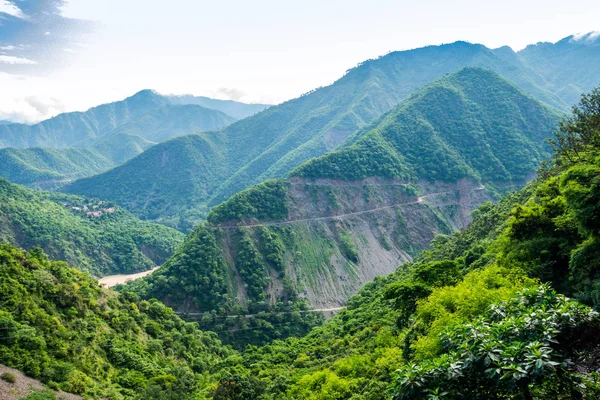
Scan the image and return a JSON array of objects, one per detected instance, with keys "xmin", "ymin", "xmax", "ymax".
[
  {"xmin": 512, "ymin": 31, "xmax": 600, "ymax": 107},
  {"xmin": 0, "ymin": 92, "xmax": 265, "ymax": 187},
  {"xmin": 0, "ymin": 90, "xmax": 237, "ymax": 149},
  {"xmin": 64, "ymin": 36, "xmax": 599, "ymax": 223},
  {"xmin": 167, "ymin": 94, "xmax": 270, "ymax": 119}
]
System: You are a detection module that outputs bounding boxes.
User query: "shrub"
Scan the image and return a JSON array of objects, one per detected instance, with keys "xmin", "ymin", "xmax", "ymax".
[{"xmin": 0, "ymin": 372, "xmax": 16, "ymax": 383}]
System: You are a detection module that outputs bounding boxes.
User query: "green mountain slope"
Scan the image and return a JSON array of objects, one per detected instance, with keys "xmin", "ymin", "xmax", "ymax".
[
  {"xmin": 0, "ymin": 178, "xmax": 185, "ymax": 276},
  {"xmin": 292, "ymin": 68, "xmax": 560, "ymax": 183},
  {"xmin": 0, "ymin": 147, "xmax": 114, "ymax": 189},
  {"xmin": 64, "ymin": 36, "xmax": 599, "ymax": 223},
  {"xmin": 0, "ymin": 90, "xmax": 252, "ymax": 150},
  {"xmin": 121, "ymin": 69, "xmax": 560, "ymax": 347},
  {"xmin": 0, "ymin": 95, "xmax": 244, "ymax": 189},
  {"xmin": 196, "ymin": 89, "xmax": 600, "ymax": 399},
  {"xmin": 4, "ymin": 89, "xmax": 600, "ymax": 400},
  {"xmin": 0, "ymin": 244, "xmax": 235, "ymax": 399}
]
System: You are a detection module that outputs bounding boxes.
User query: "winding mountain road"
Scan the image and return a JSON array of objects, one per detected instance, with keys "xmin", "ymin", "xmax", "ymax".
[{"xmin": 216, "ymin": 191, "xmax": 456, "ymax": 230}]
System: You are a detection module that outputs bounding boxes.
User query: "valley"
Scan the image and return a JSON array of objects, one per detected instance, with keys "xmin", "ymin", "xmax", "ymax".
[{"xmin": 0, "ymin": 21, "xmax": 600, "ymax": 400}]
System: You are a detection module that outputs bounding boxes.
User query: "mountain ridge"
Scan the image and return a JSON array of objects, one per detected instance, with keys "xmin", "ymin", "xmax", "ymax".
[{"xmin": 63, "ymin": 35, "xmax": 600, "ymax": 223}]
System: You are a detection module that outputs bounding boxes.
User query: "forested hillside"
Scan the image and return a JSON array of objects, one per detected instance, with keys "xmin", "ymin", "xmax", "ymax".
[
  {"xmin": 293, "ymin": 68, "xmax": 559, "ymax": 183},
  {"xmin": 3, "ymin": 88, "xmax": 600, "ymax": 399},
  {"xmin": 189, "ymin": 88, "xmax": 600, "ymax": 399},
  {"xmin": 63, "ymin": 35, "xmax": 600, "ymax": 224},
  {"xmin": 0, "ymin": 244, "xmax": 236, "ymax": 399},
  {"xmin": 120, "ymin": 68, "xmax": 560, "ymax": 346},
  {"xmin": 0, "ymin": 179, "xmax": 184, "ymax": 276},
  {"xmin": 0, "ymin": 147, "xmax": 114, "ymax": 189}
]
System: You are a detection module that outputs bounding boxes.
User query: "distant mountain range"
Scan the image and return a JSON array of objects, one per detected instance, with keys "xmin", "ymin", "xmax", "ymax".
[
  {"xmin": 0, "ymin": 91, "xmax": 270, "ymax": 187},
  {"xmin": 64, "ymin": 35, "xmax": 600, "ymax": 223},
  {"xmin": 0, "ymin": 90, "xmax": 270, "ymax": 150}
]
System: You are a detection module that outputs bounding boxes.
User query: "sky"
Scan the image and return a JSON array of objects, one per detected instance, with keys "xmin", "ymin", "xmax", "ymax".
[{"xmin": 0, "ymin": 0, "xmax": 599, "ymax": 123}]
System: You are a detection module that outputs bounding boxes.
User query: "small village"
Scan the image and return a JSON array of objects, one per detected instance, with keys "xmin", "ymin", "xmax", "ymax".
[{"xmin": 62, "ymin": 200, "xmax": 117, "ymax": 218}]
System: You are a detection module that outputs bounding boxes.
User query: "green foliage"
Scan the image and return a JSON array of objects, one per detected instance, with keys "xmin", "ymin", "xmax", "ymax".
[
  {"xmin": 390, "ymin": 285, "xmax": 599, "ymax": 400},
  {"xmin": 291, "ymin": 135, "xmax": 411, "ymax": 181},
  {"xmin": 0, "ymin": 179, "xmax": 184, "ymax": 276},
  {"xmin": 548, "ymin": 87, "xmax": 600, "ymax": 166},
  {"xmin": 0, "ymin": 244, "xmax": 235, "ymax": 399},
  {"xmin": 120, "ymin": 225, "xmax": 230, "ymax": 311},
  {"xmin": 234, "ymin": 229, "xmax": 270, "ymax": 302},
  {"xmin": 22, "ymin": 392, "xmax": 57, "ymax": 400},
  {"xmin": 338, "ymin": 230, "xmax": 359, "ymax": 263},
  {"xmin": 208, "ymin": 180, "xmax": 290, "ymax": 224},
  {"xmin": 0, "ymin": 371, "xmax": 16, "ymax": 383}
]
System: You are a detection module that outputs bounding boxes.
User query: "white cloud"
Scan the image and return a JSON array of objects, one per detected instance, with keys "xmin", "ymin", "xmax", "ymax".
[
  {"xmin": 63, "ymin": 48, "xmax": 75, "ymax": 53},
  {"xmin": 213, "ymin": 87, "xmax": 247, "ymax": 102},
  {"xmin": 0, "ymin": 55, "xmax": 37, "ymax": 65},
  {"xmin": 572, "ymin": 31, "xmax": 600, "ymax": 42},
  {"xmin": 0, "ymin": 0, "xmax": 25, "ymax": 19},
  {"xmin": 0, "ymin": 45, "xmax": 16, "ymax": 51},
  {"xmin": 44, "ymin": 31, "xmax": 51, "ymax": 36}
]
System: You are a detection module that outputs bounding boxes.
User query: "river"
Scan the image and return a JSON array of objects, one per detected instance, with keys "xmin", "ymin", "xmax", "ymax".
[{"xmin": 98, "ymin": 266, "xmax": 160, "ymax": 288}]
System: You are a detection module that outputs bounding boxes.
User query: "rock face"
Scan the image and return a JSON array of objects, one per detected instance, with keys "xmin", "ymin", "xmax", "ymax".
[{"xmin": 215, "ymin": 177, "xmax": 492, "ymax": 309}]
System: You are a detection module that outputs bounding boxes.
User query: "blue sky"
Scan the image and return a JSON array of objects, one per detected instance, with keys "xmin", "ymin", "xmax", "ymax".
[{"xmin": 0, "ymin": 0, "xmax": 599, "ymax": 122}]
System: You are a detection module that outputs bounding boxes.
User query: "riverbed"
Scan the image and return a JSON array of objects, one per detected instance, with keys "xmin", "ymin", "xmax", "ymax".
[{"xmin": 98, "ymin": 266, "xmax": 160, "ymax": 288}]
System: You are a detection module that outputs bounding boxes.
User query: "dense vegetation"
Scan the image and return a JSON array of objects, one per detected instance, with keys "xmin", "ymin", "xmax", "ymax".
[
  {"xmin": 63, "ymin": 36, "xmax": 600, "ymax": 224},
  {"xmin": 192, "ymin": 88, "xmax": 600, "ymax": 399},
  {"xmin": 0, "ymin": 147, "xmax": 114, "ymax": 189},
  {"xmin": 293, "ymin": 68, "xmax": 560, "ymax": 184},
  {"xmin": 2, "ymin": 40, "xmax": 600, "ymax": 399},
  {"xmin": 121, "ymin": 222, "xmax": 324, "ymax": 349},
  {"xmin": 0, "ymin": 244, "xmax": 236, "ymax": 399},
  {"xmin": 0, "ymin": 178, "xmax": 184, "ymax": 276},
  {"xmin": 207, "ymin": 179, "xmax": 290, "ymax": 224}
]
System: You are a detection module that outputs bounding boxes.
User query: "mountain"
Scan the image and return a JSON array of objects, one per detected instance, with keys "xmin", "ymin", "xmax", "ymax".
[
  {"xmin": 0, "ymin": 92, "xmax": 258, "ymax": 188},
  {"xmin": 0, "ymin": 147, "xmax": 114, "ymax": 189},
  {"xmin": 513, "ymin": 31, "xmax": 600, "ymax": 107},
  {"xmin": 167, "ymin": 94, "xmax": 270, "ymax": 119},
  {"xmin": 0, "ymin": 120, "xmax": 13, "ymax": 125},
  {"xmin": 3, "ymin": 85, "xmax": 600, "ymax": 400},
  {"xmin": 122, "ymin": 69, "xmax": 561, "ymax": 339},
  {"xmin": 292, "ymin": 68, "xmax": 559, "ymax": 184},
  {"xmin": 0, "ymin": 90, "xmax": 239, "ymax": 150},
  {"xmin": 0, "ymin": 178, "xmax": 185, "ymax": 276},
  {"xmin": 64, "ymin": 35, "xmax": 600, "ymax": 223}
]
